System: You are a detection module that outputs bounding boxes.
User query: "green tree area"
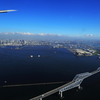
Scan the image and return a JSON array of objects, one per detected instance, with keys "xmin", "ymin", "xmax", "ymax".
[{"xmin": 92, "ymin": 50, "xmax": 100, "ymax": 55}]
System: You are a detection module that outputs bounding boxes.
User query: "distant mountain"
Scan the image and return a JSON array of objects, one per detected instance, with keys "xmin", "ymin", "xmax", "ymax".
[
  {"xmin": 0, "ymin": 32, "xmax": 75, "ymax": 40},
  {"xmin": 0, "ymin": 32, "xmax": 99, "ymax": 40}
]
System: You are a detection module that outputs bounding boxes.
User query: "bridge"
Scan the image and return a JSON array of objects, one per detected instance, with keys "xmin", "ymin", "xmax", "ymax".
[{"xmin": 29, "ymin": 67, "xmax": 100, "ymax": 100}]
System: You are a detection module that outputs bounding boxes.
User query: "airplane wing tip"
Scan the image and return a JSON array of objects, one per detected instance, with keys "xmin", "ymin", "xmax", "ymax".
[{"xmin": 0, "ymin": 10, "xmax": 17, "ymax": 13}]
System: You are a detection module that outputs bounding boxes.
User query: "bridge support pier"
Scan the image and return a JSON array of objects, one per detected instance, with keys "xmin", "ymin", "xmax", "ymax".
[
  {"xmin": 78, "ymin": 86, "xmax": 83, "ymax": 90},
  {"xmin": 59, "ymin": 91, "xmax": 64, "ymax": 99},
  {"xmin": 59, "ymin": 91, "xmax": 60, "ymax": 95},
  {"xmin": 29, "ymin": 68, "xmax": 100, "ymax": 100},
  {"xmin": 61, "ymin": 91, "xmax": 63, "ymax": 98},
  {"xmin": 39, "ymin": 98, "xmax": 42, "ymax": 100},
  {"xmin": 78, "ymin": 85, "xmax": 81, "ymax": 89}
]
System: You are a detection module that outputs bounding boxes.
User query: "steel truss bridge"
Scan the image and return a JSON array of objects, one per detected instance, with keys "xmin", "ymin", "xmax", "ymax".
[{"xmin": 30, "ymin": 67, "xmax": 100, "ymax": 100}]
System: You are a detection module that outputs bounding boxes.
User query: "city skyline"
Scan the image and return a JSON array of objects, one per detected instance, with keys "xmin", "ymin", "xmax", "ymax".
[{"xmin": 0, "ymin": 0, "xmax": 100, "ymax": 37}]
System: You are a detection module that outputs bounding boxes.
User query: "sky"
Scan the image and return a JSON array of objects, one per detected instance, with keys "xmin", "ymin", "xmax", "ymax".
[{"xmin": 0, "ymin": 0, "xmax": 100, "ymax": 38}]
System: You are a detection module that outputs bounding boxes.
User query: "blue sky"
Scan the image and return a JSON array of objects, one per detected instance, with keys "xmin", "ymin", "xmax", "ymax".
[{"xmin": 0, "ymin": 0, "xmax": 100, "ymax": 37}]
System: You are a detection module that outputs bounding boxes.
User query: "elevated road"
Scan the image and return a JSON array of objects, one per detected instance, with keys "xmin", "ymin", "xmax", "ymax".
[
  {"xmin": 30, "ymin": 67, "xmax": 100, "ymax": 100},
  {"xmin": 0, "ymin": 81, "xmax": 65, "ymax": 88},
  {"xmin": 30, "ymin": 81, "xmax": 74, "ymax": 100}
]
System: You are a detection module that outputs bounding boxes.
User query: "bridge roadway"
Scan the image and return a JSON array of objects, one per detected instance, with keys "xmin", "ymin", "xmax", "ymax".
[
  {"xmin": 30, "ymin": 68, "xmax": 100, "ymax": 100},
  {"xmin": 1, "ymin": 81, "xmax": 65, "ymax": 88},
  {"xmin": 30, "ymin": 81, "xmax": 74, "ymax": 100}
]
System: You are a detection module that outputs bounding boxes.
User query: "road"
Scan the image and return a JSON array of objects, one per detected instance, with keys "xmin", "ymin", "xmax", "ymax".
[
  {"xmin": 30, "ymin": 68, "xmax": 100, "ymax": 100},
  {"xmin": 30, "ymin": 81, "xmax": 74, "ymax": 100}
]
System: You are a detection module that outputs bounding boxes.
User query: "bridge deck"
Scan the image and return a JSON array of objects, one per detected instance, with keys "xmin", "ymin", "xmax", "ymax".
[
  {"xmin": 30, "ymin": 69, "xmax": 100, "ymax": 100},
  {"xmin": 29, "ymin": 81, "xmax": 74, "ymax": 100}
]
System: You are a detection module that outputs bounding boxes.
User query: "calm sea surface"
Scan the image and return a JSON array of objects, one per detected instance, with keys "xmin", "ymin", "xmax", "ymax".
[{"xmin": 0, "ymin": 46, "xmax": 100, "ymax": 100}]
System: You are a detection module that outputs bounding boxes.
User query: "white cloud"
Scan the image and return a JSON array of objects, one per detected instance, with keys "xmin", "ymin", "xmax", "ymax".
[
  {"xmin": 38, "ymin": 33, "xmax": 46, "ymax": 36},
  {"xmin": 0, "ymin": 32, "xmax": 62, "ymax": 36},
  {"xmin": 38, "ymin": 33, "xmax": 62, "ymax": 36},
  {"xmin": 0, "ymin": 32, "xmax": 9, "ymax": 35},
  {"xmin": 85, "ymin": 34, "xmax": 94, "ymax": 36},
  {"xmin": 0, "ymin": 32, "xmax": 35, "ymax": 35},
  {"xmin": 20, "ymin": 32, "xmax": 35, "ymax": 35}
]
